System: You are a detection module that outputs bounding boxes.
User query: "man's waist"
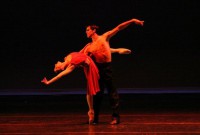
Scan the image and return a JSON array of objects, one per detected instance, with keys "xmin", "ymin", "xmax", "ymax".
[{"xmin": 95, "ymin": 61, "xmax": 112, "ymax": 67}]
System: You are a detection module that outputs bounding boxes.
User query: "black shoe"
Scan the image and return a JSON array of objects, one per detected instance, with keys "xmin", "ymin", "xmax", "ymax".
[
  {"xmin": 87, "ymin": 119, "xmax": 98, "ymax": 125},
  {"xmin": 110, "ymin": 117, "xmax": 120, "ymax": 125},
  {"xmin": 92, "ymin": 118, "xmax": 98, "ymax": 125}
]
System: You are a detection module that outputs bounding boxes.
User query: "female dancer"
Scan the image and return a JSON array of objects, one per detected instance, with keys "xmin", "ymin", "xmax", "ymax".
[{"xmin": 41, "ymin": 52, "xmax": 99, "ymax": 124}]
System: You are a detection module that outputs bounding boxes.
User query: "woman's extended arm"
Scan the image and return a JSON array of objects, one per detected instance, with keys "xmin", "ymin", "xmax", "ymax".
[{"xmin": 41, "ymin": 64, "xmax": 75, "ymax": 85}]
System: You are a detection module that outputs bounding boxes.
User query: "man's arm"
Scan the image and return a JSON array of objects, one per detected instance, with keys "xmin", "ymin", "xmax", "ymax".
[{"xmin": 105, "ymin": 18, "xmax": 144, "ymax": 39}]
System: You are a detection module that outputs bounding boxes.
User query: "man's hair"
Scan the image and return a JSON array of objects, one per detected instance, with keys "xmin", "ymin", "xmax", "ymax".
[{"xmin": 86, "ymin": 24, "xmax": 99, "ymax": 31}]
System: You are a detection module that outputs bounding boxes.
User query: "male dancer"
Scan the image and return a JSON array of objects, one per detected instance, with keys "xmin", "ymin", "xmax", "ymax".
[{"xmin": 80, "ymin": 18, "xmax": 144, "ymax": 124}]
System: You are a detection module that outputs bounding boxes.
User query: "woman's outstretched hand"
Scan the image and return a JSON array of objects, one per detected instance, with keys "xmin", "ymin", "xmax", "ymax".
[{"xmin": 41, "ymin": 77, "xmax": 49, "ymax": 85}]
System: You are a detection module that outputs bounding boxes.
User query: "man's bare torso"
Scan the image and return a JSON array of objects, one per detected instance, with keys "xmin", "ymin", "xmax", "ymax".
[{"xmin": 85, "ymin": 36, "xmax": 111, "ymax": 63}]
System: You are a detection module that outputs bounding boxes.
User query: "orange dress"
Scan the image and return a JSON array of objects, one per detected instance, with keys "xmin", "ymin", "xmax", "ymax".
[{"xmin": 69, "ymin": 52, "xmax": 100, "ymax": 95}]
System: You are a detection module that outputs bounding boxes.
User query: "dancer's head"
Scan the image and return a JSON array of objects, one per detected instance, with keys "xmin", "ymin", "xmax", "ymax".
[
  {"xmin": 54, "ymin": 54, "xmax": 72, "ymax": 72},
  {"xmin": 54, "ymin": 61, "xmax": 63, "ymax": 72},
  {"xmin": 86, "ymin": 24, "xmax": 99, "ymax": 38}
]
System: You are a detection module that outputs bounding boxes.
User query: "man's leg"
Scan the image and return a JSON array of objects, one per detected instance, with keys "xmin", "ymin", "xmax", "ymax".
[
  {"xmin": 106, "ymin": 78, "xmax": 120, "ymax": 124},
  {"xmin": 93, "ymin": 78, "xmax": 104, "ymax": 124},
  {"xmin": 104, "ymin": 64, "xmax": 120, "ymax": 124}
]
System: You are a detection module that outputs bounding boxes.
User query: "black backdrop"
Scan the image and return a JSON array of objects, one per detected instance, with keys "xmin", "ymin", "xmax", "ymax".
[{"xmin": 1, "ymin": 0, "xmax": 199, "ymax": 90}]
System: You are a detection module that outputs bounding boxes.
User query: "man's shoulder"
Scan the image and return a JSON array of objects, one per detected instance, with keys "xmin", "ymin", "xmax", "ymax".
[
  {"xmin": 100, "ymin": 32, "xmax": 111, "ymax": 40},
  {"xmin": 85, "ymin": 42, "xmax": 92, "ymax": 47}
]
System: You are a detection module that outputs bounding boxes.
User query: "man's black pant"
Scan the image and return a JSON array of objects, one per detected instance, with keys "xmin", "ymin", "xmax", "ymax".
[{"xmin": 93, "ymin": 62, "xmax": 120, "ymax": 121}]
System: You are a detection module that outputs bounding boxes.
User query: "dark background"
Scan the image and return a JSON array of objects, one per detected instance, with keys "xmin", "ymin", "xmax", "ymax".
[{"xmin": 1, "ymin": 0, "xmax": 199, "ymax": 91}]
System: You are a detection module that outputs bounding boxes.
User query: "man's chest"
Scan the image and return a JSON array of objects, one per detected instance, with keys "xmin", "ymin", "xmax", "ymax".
[{"xmin": 87, "ymin": 40, "xmax": 107, "ymax": 53}]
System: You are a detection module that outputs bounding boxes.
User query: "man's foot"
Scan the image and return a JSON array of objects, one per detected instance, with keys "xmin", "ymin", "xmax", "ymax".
[
  {"xmin": 92, "ymin": 119, "xmax": 98, "ymax": 125},
  {"xmin": 87, "ymin": 117, "xmax": 98, "ymax": 125},
  {"xmin": 110, "ymin": 117, "xmax": 120, "ymax": 125},
  {"xmin": 92, "ymin": 117, "xmax": 99, "ymax": 125},
  {"xmin": 86, "ymin": 120, "xmax": 98, "ymax": 125}
]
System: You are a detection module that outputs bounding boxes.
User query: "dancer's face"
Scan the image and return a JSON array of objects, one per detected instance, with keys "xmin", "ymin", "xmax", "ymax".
[
  {"xmin": 54, "ymin": 55, "xmax": 71, "ymax": 72},
  {"xmin": 86, "ymin": 26, "xmax": 95, "ymax": 38},
  {"xmin": 54, "ymin": 61, "xmax": 63, "ymax": 72}
]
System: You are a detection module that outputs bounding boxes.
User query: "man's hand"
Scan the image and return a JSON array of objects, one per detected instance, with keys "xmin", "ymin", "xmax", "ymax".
[{"xmin": 132, "ymin": 19, "xmax": 144, "ymax": 26}]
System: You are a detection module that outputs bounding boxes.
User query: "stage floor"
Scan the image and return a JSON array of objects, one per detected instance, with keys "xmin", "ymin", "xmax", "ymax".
[{"xmin": 1, "ymin": 90, "xmax": 200, "ymax": 134}]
